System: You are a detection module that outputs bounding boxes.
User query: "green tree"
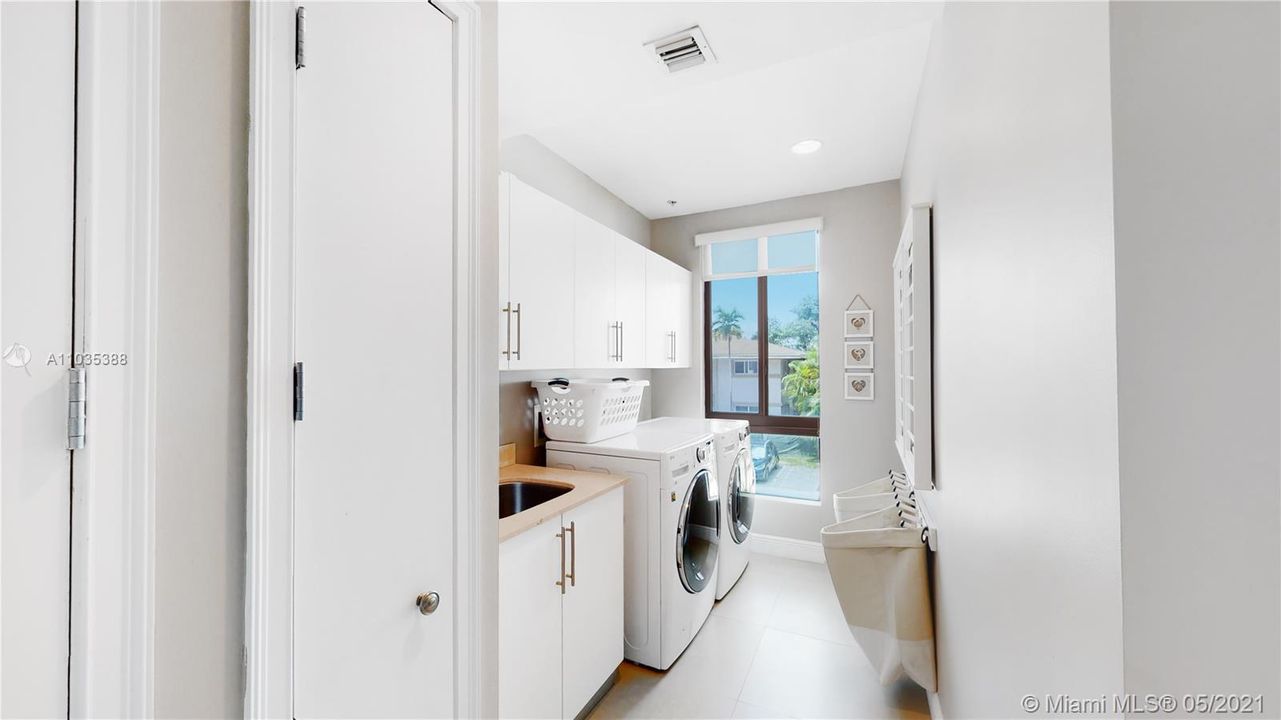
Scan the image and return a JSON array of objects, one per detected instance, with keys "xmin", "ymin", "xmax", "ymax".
[
  {"xmin": 781, "ymin": 347, "xmax": 820, "ymax": 416},
  {"xmin": 768, "ymin": 295, "xmax": 819, "ymax": 351}
]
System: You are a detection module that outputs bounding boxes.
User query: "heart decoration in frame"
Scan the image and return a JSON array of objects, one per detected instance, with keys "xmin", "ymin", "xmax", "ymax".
[
  {"xmin": 844, "ymin": 341, "xmax": 874, "ymax": 370},
  {"xmin": 844, "ymin": 372, "xmax": 874, "ymax": 400}
]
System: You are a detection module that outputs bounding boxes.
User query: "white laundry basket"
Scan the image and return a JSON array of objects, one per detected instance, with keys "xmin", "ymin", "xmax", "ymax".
[
  {"xmin": 821, "ymin": 504, "xmax": 937, "ymax": 692},
  {"xmin": 832, "ymin": 474, "xmax": 901, "ymax": 522},
  {"xmin": 531, "ymin": 377, "xmax": 649, "ymax": 443}
]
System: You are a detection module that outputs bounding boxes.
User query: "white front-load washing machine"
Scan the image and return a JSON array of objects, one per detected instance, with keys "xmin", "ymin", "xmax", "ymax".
[
  {"xmin": 546, "ymin": 423, "xmax": 719, "ymax": 670},
  {"xmin": 643, "ymin": 418, "xmax": 755, "ymax": 599}
]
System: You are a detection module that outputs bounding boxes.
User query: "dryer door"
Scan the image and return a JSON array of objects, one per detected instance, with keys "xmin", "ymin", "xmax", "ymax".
[
  {"xmin": 676, "ymin": 469, "xmax": 720, "ymax": 593},
  {"xmin": 728, "ymin": 448, "xmax": 755, "ymax": 544}
]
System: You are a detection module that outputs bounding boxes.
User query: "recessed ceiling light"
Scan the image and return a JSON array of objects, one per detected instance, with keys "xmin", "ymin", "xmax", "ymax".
[{"xmin": 791, "ymin": 139, "xmax": 823, "ymax": 155}]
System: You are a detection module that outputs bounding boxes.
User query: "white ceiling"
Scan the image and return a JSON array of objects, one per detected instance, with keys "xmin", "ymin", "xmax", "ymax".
[{"xmin": 499, "ymin": 2, "xmax": 941, "ymax": 219}]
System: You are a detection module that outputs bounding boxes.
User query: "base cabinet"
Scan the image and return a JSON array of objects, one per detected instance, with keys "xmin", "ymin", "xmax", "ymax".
[{"xmin": 499, "ymin": 488, "xmax": 624, "ymax": 720}]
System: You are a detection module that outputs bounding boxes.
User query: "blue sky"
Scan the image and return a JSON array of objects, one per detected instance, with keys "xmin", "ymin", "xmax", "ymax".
[{"xmin": 708, "ymin": 272, "xmax": 818, "ymax": 340}]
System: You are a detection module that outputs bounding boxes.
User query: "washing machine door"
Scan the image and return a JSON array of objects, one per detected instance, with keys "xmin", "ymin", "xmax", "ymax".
[
  {"xmin": 728, "ymin": 448, "xmax": 755, "ymax": 544},
  {"xmin": 676, "ymin": 469, "xmax": 720, "ymax": 594}
]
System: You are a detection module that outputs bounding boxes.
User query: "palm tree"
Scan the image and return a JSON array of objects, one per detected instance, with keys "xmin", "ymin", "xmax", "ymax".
[
  {"xmin": 711, "ymin": 307, "xmax": 744, "ymax": 363},
  {"xmin": 781, "ymin": 346, "xmax": 820, "ymax": 416}
]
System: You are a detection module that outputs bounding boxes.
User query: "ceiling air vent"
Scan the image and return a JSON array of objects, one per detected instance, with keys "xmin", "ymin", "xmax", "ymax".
[{"xmin": 644, "ymin": 26, "xmax": 716, "ymax": 74}]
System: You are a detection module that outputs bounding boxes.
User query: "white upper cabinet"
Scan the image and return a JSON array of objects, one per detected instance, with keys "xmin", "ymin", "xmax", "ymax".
[
  {"xmin": 645, "ymin": 253, "xmax": 692, "ymax": 368},
  {"xmin": 501, "ymin": 171, "xmax": 688, "ymax": 370},
  {"xmin": 573, "ymin": 215, "xmax": 617, "ymax": 369},
  {"xmin": 501, "ymin": 173, "xmax": 576, "ymax": 370},
  {"xmin": 614, "ymin": 234, "xmax": 647, "ymax": 369},
  {"xmin": 573, "ymin": 215, "xmax": 648, "ymax": 369},
  {"xmin": 671, "ymin": 261, "xmax": 692, "ymax": 367}
]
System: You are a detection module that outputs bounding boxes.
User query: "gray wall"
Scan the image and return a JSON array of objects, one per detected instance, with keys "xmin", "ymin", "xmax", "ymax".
[
  {"xmin": 499, "ymin": 137, "xmax": 653, "ymax": 466},
  {"xmin": 1110, "ymin": 1, "xmax": 1281, "ymax": 709},
  {"xmin": 154, "ymin": 2, "xmax": 248, "ymax": 717},
  {"xmin": 900, "ymin": 3, "xmax": 1125, "ymax": 715},
  {"xmin": 501, "ymin": 135, "xmax": 652, "ymax": 247},
  {"xmin": 648, "ymin": 181, "xmax": 903, "ymax": 542}
]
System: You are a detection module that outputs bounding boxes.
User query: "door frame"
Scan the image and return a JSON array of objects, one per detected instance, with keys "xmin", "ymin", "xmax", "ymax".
[
  {"xmin": 69, "ymin": 2, "xmax": 161, "ymax": 717},
  {"xmin": 243, "ymin": 2, "xmax": 495, "ymax": 718}
]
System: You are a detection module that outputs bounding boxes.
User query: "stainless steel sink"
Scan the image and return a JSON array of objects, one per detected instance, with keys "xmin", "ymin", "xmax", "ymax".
[{"xmin": 499, "ymin": 480, "xmax": 572, "ymax": 520}]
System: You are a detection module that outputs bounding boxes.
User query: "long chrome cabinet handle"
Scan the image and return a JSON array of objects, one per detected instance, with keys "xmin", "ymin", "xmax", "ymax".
[
  {"xmin": 514, "ymin": 302, "xmax": 522, "ymax": 360},
  {"xmin": 501, "ymin": 302, "xmax": 512, "ymax": 358},
  {"xmin": 555, "ymin": 526, "xmax": 567, "ymax": 594},
  {"xmin": 618, "ymin": 323, "xmax": 624, "ymax": 364},
  {"xmin": 566, "ymin": 521, "xmax": 576, "ymax": 587},
  {"xmin": 609, "ymin": 322, "xmax": 618, "ymax": 361}
]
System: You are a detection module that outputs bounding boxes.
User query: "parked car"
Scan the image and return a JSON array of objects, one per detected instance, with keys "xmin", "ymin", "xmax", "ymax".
[{"xmin": 752, "ymin": 440, "xmax": 779, "ymax": 478}]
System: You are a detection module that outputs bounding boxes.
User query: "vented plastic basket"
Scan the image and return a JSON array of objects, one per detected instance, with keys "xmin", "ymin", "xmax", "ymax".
[{"xmin": 531, "ymin": 377, "xmax": 650, "ymax": 443}]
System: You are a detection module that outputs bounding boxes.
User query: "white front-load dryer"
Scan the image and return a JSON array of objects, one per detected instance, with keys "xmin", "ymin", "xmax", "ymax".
[
  {"xmin": 547, "ymin": 423, "xmax": 719, "ymax": 670},
  {"xmin": 643, "ymin": 418, "xmax": 754, "ymax": 599}
]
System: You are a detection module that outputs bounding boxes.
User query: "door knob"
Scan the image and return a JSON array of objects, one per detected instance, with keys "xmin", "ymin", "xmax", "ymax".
[{"xmin": 416, "ymin": 592, "xmax": 440, "ymax": 616}]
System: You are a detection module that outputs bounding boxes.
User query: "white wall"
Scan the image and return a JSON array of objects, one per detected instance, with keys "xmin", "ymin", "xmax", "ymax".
[
  {"xmin": 899, "ymin": 3, "xmax": 1124, "ymax": 716},
  {"xmin": 498, "ymin": 136, "xmax": 653, "ymax": 465},
  {"xmin": 153, "ymin": 3, "xmax": 248, "ymax": 716},
  {"xmin": 649, "ymin": 181, "xmax": 903, "ymax": 542},
  {"xmin": 477, "ymin": 3, "xmax": 502, "ymax": 716},
  {"xmin": 1110, "ymin": 1, "xmax": 1281, "ymax": 708}
]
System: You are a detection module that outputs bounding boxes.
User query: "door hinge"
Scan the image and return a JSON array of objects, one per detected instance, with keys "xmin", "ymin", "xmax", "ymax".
[
  {"xmin": 295, "ymin": 6, "xmax": 306, "ymax": 69},
  {"xmin": 67, "ymin": 366, "xmax": 86, "ymax": 450},
  {"xmin": 293, "ymin": 361, "xmax": 304, "ymax": 421}
]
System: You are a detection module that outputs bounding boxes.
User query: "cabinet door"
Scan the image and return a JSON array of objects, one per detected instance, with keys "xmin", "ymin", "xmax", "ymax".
[
  {"xmin": 614, "ymin": 235, "xmax": 647, "ymax": 369},
  {"xmin": 499, "ymin": 524, "xmax": 565, "ymax": 719},
  {"xmin": 498, "ymin": 173, "xmax": 512, "ymax": 369},
  {"xmin": 560, "ymin": 488, "xmax": 625, "ymax": 719},
  {"xmin": 573, "ymin": 215, "xmax": 617, "ymax": 369},
  {"xmin": 644, "ymin": 254, "xmax": 674, "ymax": 367},
  {"xmin": 671, "ymin": 264, "xmax": 692, "ymax": 367},
  {"xmin": 507, "ymin": 176, "xmax": 576, "ymax": 370}
]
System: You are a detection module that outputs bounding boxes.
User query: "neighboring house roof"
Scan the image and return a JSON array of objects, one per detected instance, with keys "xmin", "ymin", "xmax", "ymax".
[{"xmin": 710, "ymin": 337, "xmax": 806, "ymax": 359}]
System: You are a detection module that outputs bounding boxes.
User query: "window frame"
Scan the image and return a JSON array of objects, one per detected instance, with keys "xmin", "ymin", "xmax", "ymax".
[{"xmin": 703, "ymin": 274, "xmax": 819, "ymax": 439}]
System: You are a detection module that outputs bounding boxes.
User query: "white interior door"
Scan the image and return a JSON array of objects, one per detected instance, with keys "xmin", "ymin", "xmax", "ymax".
[
  {"xmin": 1, "ymin": 2, "xmax": 76, "ymax": 717},
  {"xmin": 294, "ymin": 3, "xmax": 456, "ymax": 717}
]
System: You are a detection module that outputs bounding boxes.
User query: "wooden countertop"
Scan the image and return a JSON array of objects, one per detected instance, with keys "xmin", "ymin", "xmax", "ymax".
[{"xmin": 499, "ymin": 464, "xmax": 626, "ymax": 543}]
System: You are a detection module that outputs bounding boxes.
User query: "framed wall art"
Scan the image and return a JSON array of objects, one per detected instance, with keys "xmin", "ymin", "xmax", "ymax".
[
  {"xmin": 844, "ymin": 372, "xmax": 874, "ymax": 400},
  {"xmin": 844, "ymin": 309, "xmax": 873, "ymax": 338},
  {"xmin": 844, "ymin": 341, "xmax": 874, "ymax": 370}
]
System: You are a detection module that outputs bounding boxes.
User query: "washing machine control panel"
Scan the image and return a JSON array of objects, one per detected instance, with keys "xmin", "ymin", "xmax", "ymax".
[{"xmin": 696, "ymin": 445, "xmax": 708, "ymax": 463}]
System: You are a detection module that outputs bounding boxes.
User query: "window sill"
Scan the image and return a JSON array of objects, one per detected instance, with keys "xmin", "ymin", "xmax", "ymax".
[{"xmin": 753, "ymin": 493, "xmax": 822, "ymax": 507}]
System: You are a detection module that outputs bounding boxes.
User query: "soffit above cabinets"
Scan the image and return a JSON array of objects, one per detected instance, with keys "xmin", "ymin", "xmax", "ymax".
[{"xmin": 499, "ymin": 2, "xmax": 942, "ymax": 219}]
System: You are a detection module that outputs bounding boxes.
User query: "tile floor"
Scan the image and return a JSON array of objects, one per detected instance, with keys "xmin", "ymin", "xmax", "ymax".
[{"xmin": 588, "ymin": 553, "xmax": 930, "ymax": 720}]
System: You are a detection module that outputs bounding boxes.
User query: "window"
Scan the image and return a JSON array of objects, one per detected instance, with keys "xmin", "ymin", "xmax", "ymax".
[{"xmin": 700, "ymin": 219, "xmax": 821, "ymax": 502}]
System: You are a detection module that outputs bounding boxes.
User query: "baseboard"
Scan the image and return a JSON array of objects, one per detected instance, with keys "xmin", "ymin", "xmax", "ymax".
[
  {"xmin": 751, "ymin": 533, "xmax": 824, "ymax": 563},
  {"xmin": 927, "ymin": 691, "xmax": 943, "ymax": 719}
]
